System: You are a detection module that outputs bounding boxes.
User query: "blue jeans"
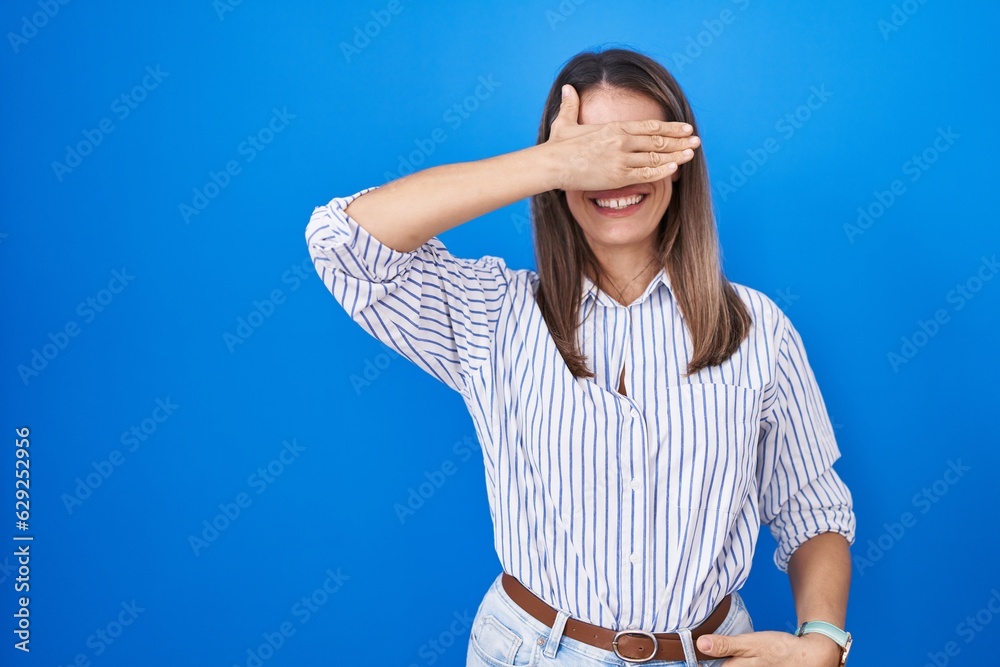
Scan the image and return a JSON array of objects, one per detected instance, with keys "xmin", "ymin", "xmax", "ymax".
[{"xmin": 466, "ymin": 573, "xmax": 754, "ymax": 667}]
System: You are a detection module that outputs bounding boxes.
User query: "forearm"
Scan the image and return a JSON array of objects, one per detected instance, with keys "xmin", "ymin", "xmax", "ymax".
[
  {"xmin": 697, "ymin": 531, "xmax": 852, "ymax": 664},
  {"xmin": 786, "ymin": 531, "xmax": 852, "ymax": 627},
  {"xmin": 344, "ymin": 143, "xmax": 559, "ymax": 253}
]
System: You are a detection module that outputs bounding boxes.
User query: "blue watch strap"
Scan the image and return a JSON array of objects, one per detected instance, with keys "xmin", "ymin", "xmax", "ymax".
[
  {"xmin": 795, "ymin": 621, "xmax": 852, "ymax": 664},
  {"xmin": 795, "ymin": 620, "xmax": 849, "ymax": 645}
]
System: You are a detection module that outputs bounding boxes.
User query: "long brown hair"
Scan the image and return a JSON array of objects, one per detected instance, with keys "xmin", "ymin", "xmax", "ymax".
[{"xmin": 531, "ymin": 47, "xmax": 751, "ymax": 378}]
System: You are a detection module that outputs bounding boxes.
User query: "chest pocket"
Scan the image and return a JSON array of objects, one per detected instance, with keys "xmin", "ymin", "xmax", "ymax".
[{"xmin": 656, "ymin": 382, "xmax": 761, "ymax": 516}]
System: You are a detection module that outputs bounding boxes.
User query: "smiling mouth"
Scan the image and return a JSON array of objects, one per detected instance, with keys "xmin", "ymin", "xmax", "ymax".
[
  {"xmin": 590, "ymin": 193, "xmax": 647, "ymax": 214},
  {"xmin": 592, "ymin": 193, "xmax": 645, "ymax": 209}
]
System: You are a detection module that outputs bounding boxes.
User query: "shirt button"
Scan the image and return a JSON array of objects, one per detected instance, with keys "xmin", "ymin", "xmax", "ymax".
[
  {"xmin": 630, "ymin": 479, "xmax": 641, "ymax": 491},
  {"xmin": 630, "ymin": 409, "xmax": 639, "ymax": 419},
  {"xmin": 630, "ymin": 553, "xmax": 640, "ymax": 564}
]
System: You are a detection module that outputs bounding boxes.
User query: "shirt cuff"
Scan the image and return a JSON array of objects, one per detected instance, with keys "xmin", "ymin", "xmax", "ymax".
[
  {"xmin": 307, "ymin": 185, "xmax": 417, "ymax": 283},
  {"xmin": 769, "ymin": 468, "xmax": 857, "ymax": 572}
]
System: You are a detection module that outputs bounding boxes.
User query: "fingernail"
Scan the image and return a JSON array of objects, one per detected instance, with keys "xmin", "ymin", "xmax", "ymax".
[
  {"xmin": 683, "ymin": 149, "xmax": 693, "ymax": 157},
  {"xmin": 698, "ymin": 636, "xmax": 713, "ymax": 651},
  {"xmin": 682, "ymin": 123, "xmax": 693, "ymax": 133},
  {"xmin": 561, "ymin": 85, "xmax": 569, "ymax": 99}
]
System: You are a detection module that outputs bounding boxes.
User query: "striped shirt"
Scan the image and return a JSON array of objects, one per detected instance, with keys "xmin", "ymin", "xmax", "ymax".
[{"xmin": 305, "ymin": 186, "xmax": 856, "ymax": 633}]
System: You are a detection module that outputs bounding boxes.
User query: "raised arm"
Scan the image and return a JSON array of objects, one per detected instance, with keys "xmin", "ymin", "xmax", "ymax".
[
  {"xmin": 341, "ymin": 84, "xmax": 699, "ymax": 251},
  {"xmin": 305, "ymin": 85, "xmax": 700, "ymax": 394},
  {"xmin": 344, "ymin": 145, "xmax": 557, "ymax": 253}
]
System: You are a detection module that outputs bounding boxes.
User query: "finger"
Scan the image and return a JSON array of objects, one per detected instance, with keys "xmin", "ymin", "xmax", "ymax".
[
  {"xmin": 625, "ymin": 133, "xmax": 701, "ymax": 154},
  {"xmin": 696, "ymin": 632, "xmax": 756, "ymax": 658},
  {"xmin": 552, "ymin": 84, "xmax": 580, "ymax": 129},
  {"xmin": 623, "ymin": 147, "xmax": 695, "ymax": 170},
  {"xmin": 618, "ymin": 118, "xmax": 694, "ymax": 138},
  {"xmin": 624, "ymin": 162, "xmax": 678, "ymax": 183}
]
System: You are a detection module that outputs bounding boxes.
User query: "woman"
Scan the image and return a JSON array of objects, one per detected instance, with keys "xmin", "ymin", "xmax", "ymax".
[{"xmin": 305, "ymin": 48, "xmax": 856, "ymax": 667}]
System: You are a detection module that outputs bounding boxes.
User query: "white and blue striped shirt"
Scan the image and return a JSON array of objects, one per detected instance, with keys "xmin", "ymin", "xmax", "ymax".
[{"xmin": 305, "ymin": 186, "xmax": 856, "ymax": 633}]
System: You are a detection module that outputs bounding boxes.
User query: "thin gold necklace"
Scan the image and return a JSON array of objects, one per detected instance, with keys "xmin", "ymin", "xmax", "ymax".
[{"xmin": 604, "ymin": 255, "xmax": 660, "ymax": 306}]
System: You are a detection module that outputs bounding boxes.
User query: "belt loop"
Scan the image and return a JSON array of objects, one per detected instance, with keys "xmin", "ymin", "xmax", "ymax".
[
  {"xmin": 678, "ymin": 627, "xmax": 699, "ymax": 667},
  {"xmin": 542, "ymin": 608, "xmax": 570, "ymax": 659}
]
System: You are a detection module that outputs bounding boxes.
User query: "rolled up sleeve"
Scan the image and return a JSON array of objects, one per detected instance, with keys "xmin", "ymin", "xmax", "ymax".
[
  {"xmin": 756, "ymin": 313, "xmax": 857, "ymax": 571},
  {"xmin": 304, "ymin": 186, "xmax": 511, "ymax": 395}
]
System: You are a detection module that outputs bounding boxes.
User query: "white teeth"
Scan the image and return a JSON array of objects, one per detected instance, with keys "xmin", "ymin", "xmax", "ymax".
[{"xmin": 594, "ymin": 194, "xmax": 644, "ymax": 209}]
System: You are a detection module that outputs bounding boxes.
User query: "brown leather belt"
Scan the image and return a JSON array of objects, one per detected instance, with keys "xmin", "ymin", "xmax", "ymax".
[{"xmin": 501, "ymin": 573, "xmax": 731, "ymax": 663}]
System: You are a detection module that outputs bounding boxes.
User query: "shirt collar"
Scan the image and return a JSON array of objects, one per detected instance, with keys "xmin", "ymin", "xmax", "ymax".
[{"xmin": 581, "ymin": 266, "xmax": 672, "ymax": 307}]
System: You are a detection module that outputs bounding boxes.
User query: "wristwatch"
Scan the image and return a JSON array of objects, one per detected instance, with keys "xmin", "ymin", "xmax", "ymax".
[{"xmin": 795, "ymin": 620, "xmax": 852, "ymax": 665}]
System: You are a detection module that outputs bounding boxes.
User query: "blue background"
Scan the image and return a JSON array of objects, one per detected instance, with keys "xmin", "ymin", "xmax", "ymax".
[{"xmin": 3, "ymin": 1, "xmax": 998, "ymax": 665}]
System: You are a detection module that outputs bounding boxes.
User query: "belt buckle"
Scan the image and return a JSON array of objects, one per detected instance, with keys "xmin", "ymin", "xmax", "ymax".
[{"xmin": 612, "ymin": 629, "xmax": 659, "ymax": 663}]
